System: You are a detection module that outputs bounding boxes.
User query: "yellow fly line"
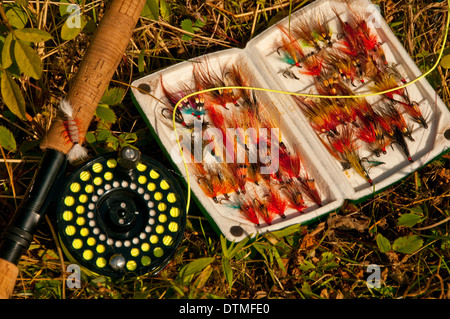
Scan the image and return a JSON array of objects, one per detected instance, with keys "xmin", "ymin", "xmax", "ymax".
[{"xmin": 171, "ymin": 1, "xmax": 450, "ymax": 215}]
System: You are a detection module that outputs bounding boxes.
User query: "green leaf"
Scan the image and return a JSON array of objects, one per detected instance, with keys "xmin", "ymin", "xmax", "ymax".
[
  {"xmin": 397, "ymin": 212, "xmax": 425, "ymax": 228},
  {"xmin": 193, "ymin": 18, "xmax": 206, "ymax": 29},
  {"xmin": 406, "ymin": 206, "xmax": 423, "ymax": 215},
  {"xmin": 376, "ymin": 233, "xmax": 392, "ymax": 253},
  {"xmin": 85, "ymin": 132, "xmax": 96, "ymax": 144},
  {"xmin": 96, "ymin": 129, "xmax": 113, "ymax": 142},
  {"xmin": 222, "ymin": 259, "xmax": 233, "ymax": 291},
  {"xmin": 0, "ymin": 126, "xmax": 17, "ymax": 151},
  {"xmin": 301, "ymin": 282, "xmax": 313, "ymax": 297},
  {"xmin": 118, "ymin": 132, "xmax": 137, "ymax": 148},
  {"xmin": 181, "ymin": 19, "xmax": 194, "ymax": 41},
  {"xmin": 6, "ymin": 62, "xmax": 21, "ymax": 79},
  {"xmin": 14, "ymin": 28, "xmax": 52, "ymax": 43},
  {"xmin": 0, "ymin": 36, "xmax": 4, "ymax": 53},
  {"xmin": 298, "ymin": 259, "xmax": 315, "ymax": 272},
  {"xmin": 59, "ymin": 0, "xmax": 83, "ymax": 17},
  {"xmin": 14, "ymin": 39, "xmax": 43, "ymax": 79},
  {"xmin": 83, "ymin": 16, "xmax": 96, "ymax": 34},
  {"xmin": 177, "ymin": 257, "xmax": 215, "ymax": 285},
  {"xmin": 138, "ymin": 49, "xmax": 146, "ymax": 74},
  {"xmin": 220, "ymin": 235, "xmax": 230, "ymax": 259},
  {"xmin": 159, "ymin": 0, "xmax": 171, "ymax": 20},
  {"xmin": 441, "ymin": 236, "xmax": 450, "ymax": 252},
  {"xmin": 95, "ymin": 104, "xmax": 117, "ymax": 124},
  {"xmin": 1, "ymin": 33, "xmax": 14, "ymax": 69},
  {"xmin": 392, "ymin": 235, "xmax": 423, "ymax": 254},
  {"xmin": 272, "ymin": 247, "xmax": 286, "ymax": 273},
  {"xmin": 141, "ymin": 0, "xmax": 160, "ymax": 21},
  {"xmin": 181, "ymin": 257, "xmax": 215, "ymax": 277},
  {"xmin": 389, "ymin": 21, "xmax": 403, "ymax": 28},
  {"xmin": 228, "ymin": 236, "xmax": 249, "ymax": 259},
  {"xmin": 61, "ymin": 14, "xmax": 87, "ymax": 41},
  {"xmin": 5, "ymin": 4, "xmax": 28, "ymax": 29},
  {"xmin": 1, "ymin": 70, "xmax": 26, "ymax": 120},
  {"xmin": 193, "ymin": 264, "xmax": 213, "ymax": 290},
  {"xmin": 181, "ymin": 19, "xmax": 194, "ymax": 32},
  {"xmin": 101, "ymin": 87, "xmax": 126, "ymax": 105},
  {"xmin": 440, "ymin": 55, "xmax": 450, "ymax": 69},
  {"xmin": 271, "ymin": 224, "xmax": 302, "ymax": 238}
]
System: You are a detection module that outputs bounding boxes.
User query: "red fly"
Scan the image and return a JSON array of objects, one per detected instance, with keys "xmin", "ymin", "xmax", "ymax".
[
  {"xmin": 59, "ymin": 99, "xmax": 88, "ymax": 163},
  {"xmin": 291, "ymin": 19, "xmax": 323, "ymax": 51},
  {"xmin": 297, "ymin": 177, "xmax": 322, "ymax": 207},
  {"xmin": 333, "ymin": 8, "xmax": 363, "ymax": 58},
  {"xmin": 222, "ymin": 195, "xmax": 260, "ymax": 226},
  {"xmin": 193, "ymin": 61, "xmax": 239, "ymax": 109},
  {"xmin": 277, "ymin": 25, "xmax": 307, "ymax": 68},
  {"xmin": 356, "ymin": 115, "xmax": 389, "ymax": 157},
  {"xmin": 325, "ymin": 126, "xmax": 374, "ymax": 185},
  {"xmin": 278, "ymin": 147, "xmax": 303, "ymax": 182},
  {"xmin": 280, "ymin": 181, "xmax": 308, "ymax": 213},
  {"xmin": 374, "ymin": 105, "xmax": 414, "ymax": 162},
  {"xmin": 253, "ymin": 196, "xmax": 276, "ymax": 225},
  {"xmin": 262, "ymin": 183, "xmax": 288, "ymax": 219},
  {"xmin": 301, "ymin": 55, "xmax": 325, "ymax": 77},
  {"xmin": 323, "ymin": 49, "xmax": 359, "ymax": 85},
  {"xmin": 293, "ymin": 96, "xmax": 340, "ymax": 137}
]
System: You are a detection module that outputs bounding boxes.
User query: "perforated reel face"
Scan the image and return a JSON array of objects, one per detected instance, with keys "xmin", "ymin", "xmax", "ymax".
[{"xmin": 57, "ymin": 149, "xmax": 186, "ymax": 278}]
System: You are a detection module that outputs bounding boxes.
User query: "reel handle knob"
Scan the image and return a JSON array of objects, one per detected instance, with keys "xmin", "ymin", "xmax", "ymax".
[
  {"xmin": 118, "ymin": 146, "xmax": 141, "ymax": 171},
  {"xmin": 109, "ymin": 254, "xmax": 126, "ymax": 271}
]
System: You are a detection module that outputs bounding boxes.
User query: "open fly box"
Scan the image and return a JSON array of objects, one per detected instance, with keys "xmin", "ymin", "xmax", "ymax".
[{"xmin": 131, "ymin": 0, "xmax": 450, "ymax": 242}]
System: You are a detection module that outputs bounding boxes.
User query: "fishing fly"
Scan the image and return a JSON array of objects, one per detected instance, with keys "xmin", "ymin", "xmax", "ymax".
[
  {"xmin": 193, "ymin": 61, "xmax": 239, "ymax": 109},
  {"xmin": 160, "ymin": 77, "xmax": 206, "ymax": 129},
  {"xmin": 326, "ymin": 126, "xmax": 375, "ymax": 185},
  {"xmin": 280, "ymin": 181, "xmax": 308, "ymax": 213},
  {"xmin": 59, "ymin": 99, "xmax": 88, "ymax": 163},
  {"xmin": 276, "ymin": 25, "xmax": 310, "ymax": 69}
]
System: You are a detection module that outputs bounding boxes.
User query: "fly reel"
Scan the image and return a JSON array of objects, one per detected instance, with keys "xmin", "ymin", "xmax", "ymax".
[{"xmin": 56, "ymin": 147, "xmax": 186, "ymax": 278}]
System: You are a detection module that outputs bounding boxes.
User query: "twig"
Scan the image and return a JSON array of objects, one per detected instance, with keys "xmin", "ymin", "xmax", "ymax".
[
  {"xmin": 413, "ymin": 216, "xmax": 450, "ymax": 230},
  {"xmin": 0, "ymin": 157, "xmax": 41, "ymax": 163},
  {"xmin": 207, "ymin": 1, "xmax": 292, "ymax": 19},
  {"xmin": 0, "ymin": 146, "xmax": 17, "ymax": 204},
  {"xmin": 44, "ymin": 215, "xmax": 67, "ymax": 299},
  {"xmin": 250, "ymin": 3, "xmax": 260, "ymax": 39},
  {"xmin": 0, "ymin": 114, "xmax": 36, "ymax": 137},
  {"xmin": 404, "ymin": 274, "xmax": 446, "ymax": 298},
  {"xmin": 154, "ymin": 19, "xmax": 232, "ymax": 47}
]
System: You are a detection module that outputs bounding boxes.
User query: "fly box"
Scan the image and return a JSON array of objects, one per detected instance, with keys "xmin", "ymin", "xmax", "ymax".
[{"xmin": 131, "ymin": 0, "xmax": 450, "ymax": 242}]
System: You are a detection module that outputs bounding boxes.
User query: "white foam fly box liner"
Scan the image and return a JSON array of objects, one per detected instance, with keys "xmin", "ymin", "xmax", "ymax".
[{"xmin": 131, "ymin": 0, "xmax": 450, "ymax": 242}]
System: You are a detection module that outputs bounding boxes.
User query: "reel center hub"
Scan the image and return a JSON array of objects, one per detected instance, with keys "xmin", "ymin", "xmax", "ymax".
[
  {"xmin": 98, "ymin": 190, "xmax": 147, "ymax": 238},
  {"xmin": 109, "ymin": 199, "xmax": 136, "ymax": 230}
]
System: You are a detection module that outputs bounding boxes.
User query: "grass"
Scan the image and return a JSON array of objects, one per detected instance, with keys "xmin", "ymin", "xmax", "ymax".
[{"xmin": 0, "ymin": 0, "xmax": 449, "ymax": 299}]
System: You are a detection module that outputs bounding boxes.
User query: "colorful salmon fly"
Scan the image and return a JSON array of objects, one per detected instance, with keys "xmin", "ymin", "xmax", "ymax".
[
  {"xmin": 280, "ymin": 181, "xmax": 308, "ymax": 213},
  {"xmin": 277, "ymin": 25, "xmax": 308, "ymax": 68},
  {"xmin": 326, "ymin": 126, "xmax": 374, "ymax": 185}
]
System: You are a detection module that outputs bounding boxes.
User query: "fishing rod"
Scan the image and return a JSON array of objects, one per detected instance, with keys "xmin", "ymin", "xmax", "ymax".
[{"xmin": 0, "ymin": 0, "xmax": 147, "ymax": 299}]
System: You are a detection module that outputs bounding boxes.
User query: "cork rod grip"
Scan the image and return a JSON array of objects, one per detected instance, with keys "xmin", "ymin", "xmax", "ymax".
[
  {"xmin": 0, "ymin": 259, "xmax": 19, "ymax": 299},
  {"xmin": 40, "ymin": 0, "xmax": 146, "ymax": 154}
]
